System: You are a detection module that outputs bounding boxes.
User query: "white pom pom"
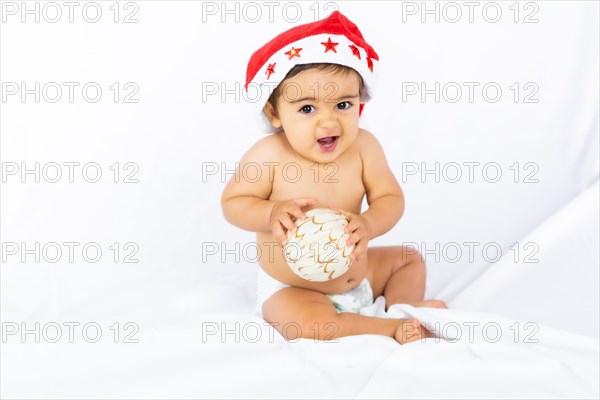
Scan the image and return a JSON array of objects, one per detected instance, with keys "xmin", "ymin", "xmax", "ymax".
[{"xmin": 284, "ymin": 208, "xmax": 355, "ymax": 282}]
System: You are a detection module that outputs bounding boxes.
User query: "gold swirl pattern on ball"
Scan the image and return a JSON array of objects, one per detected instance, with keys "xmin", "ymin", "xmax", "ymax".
[{"xmin": 284, "ymin": 209, "xmax": 354, "ymax": 281}]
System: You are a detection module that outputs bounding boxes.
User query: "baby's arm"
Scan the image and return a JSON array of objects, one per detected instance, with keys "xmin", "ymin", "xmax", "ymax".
[
  {"xmin": 359, "ymin": 130, "xmax": 405, "ymax": 239},
  {"xmin": 221, "ymin": 138, "xmax": 315, "ymax": 239},
  {"xmin": 221, "ymin": 138, "xmax": 276, "ymax": 232}
]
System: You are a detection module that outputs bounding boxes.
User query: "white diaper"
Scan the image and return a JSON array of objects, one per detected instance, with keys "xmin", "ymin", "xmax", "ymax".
[{"xmin": 254, "ymin": 268, "xmax": 374, "ymax": 318}]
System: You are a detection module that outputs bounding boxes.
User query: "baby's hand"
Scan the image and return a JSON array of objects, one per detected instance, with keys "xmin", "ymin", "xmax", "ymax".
[
  {"xmin": 329, "ymin": 206, "xmax": 372, "ymax": 262},
  {"xmin": 270, "ymin": 198, "xmax": 318, "ymax": 245}
]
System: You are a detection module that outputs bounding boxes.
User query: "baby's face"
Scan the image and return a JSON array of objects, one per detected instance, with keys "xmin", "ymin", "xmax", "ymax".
[{"xmin": 269, "ymin": 68, "xmax": 361, "ymax": 164}]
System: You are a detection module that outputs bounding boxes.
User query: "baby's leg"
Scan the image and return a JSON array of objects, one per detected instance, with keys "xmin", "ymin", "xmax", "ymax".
[
  {"xmin": 262, "ymin": 287, "xmax": 429, "ymax": 344},
  {"xmin": 368, "ymin": 246, "xmax": 447, "ymax": 310}
]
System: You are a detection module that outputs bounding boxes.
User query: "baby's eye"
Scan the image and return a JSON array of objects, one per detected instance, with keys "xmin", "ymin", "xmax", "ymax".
[
  {"xmin": 337, "ymin": 101, "xmax": 352, "ymax": 110},
  {"xmin": 299, "ymin": 105, "xmax": 315, "ymax": 114}
]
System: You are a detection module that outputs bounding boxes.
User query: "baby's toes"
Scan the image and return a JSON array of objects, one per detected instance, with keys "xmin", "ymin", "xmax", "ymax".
[
  {"xmin": 414, "ymin": 299, "xmax": 448, "ymax": 309},
  {"xmin": 427, "ymin": 299, "xmax": 448, "ymax": 309},
  {"xmin": 394, "ymin": 319, "xmax": 426, "ymax": 344}
]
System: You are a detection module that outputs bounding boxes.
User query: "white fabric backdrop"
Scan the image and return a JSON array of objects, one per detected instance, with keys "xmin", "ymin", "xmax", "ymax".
[{"xmin": 1, "ymin": 1, "xmax": 598, "ymax": 398}]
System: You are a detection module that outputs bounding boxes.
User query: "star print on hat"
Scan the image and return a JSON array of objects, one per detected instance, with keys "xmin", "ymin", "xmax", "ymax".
[{"xmin": 244, "ymin": 11, "xmax": 380, "ymax": 134}]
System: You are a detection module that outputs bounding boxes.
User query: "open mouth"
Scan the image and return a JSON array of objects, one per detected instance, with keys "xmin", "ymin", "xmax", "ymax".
[{"xmin": 317, "ymin": 136, "xmax": 339, "ymax": 152}]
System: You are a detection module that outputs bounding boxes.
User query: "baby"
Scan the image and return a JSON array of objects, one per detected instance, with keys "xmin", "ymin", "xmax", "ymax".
[{"xmin": 221, "ymin": 11, "xmax": 447, "ymax": 344}]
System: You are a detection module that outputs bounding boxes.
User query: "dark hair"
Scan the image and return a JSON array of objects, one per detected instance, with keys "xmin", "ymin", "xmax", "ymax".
[{"xmin": 267, "ymin": 63, "xmax": 365, "ymax": 111}]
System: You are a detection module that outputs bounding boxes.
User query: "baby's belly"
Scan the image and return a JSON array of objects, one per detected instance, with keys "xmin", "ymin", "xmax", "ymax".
[{"xmin": 256, "ymin": 232, "xmax": 368, "ymax": 294}]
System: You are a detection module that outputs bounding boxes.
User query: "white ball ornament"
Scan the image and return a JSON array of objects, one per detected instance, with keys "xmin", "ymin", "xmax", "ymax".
[{"xmin": 284, "ymin": 208, "xmax": 355, "ymax": 282}]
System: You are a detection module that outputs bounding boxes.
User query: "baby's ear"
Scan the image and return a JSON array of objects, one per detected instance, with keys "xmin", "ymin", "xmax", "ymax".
[{"xmin": 263, "ymin": 102, "xmax": 282, "ymax": 129}]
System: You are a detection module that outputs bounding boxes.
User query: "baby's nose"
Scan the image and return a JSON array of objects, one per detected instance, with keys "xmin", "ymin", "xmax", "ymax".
[{"xmin": 317, "ymin": 115, "xmax": 341, "ymax": 134}]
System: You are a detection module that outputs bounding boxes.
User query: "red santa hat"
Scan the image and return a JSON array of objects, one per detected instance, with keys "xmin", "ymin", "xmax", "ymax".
[{"xmin": 245, "ymin": 11, "xmax": 379, "ymax": 133}]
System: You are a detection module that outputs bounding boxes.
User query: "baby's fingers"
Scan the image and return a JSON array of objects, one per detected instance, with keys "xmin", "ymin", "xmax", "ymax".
[
  {"xmin": 344, "ymin": 218, "xmax": 361, "ymax": 234},
  {"xmin": 272, "ymin": 222, "xmax": 287, "ymax": 246},
  {"xmin": 328, "ymin": 205, "xmax": 352, "ymax": 218},
  {"xmin": 293, "ymin": 198, "xmax": 318, "ymax": 208},
  {"xmin": 278, "ymin": 213, "xmax": 297, "ymax": 235},
  {"xmin": 346, "ymin": 229, "xmax": 362, "ymax": 247},
  {"xmin": 288, "ymin": 207, "xmax": 308, "ymax": 223},
  {"xmin": 351, "ymin": 239, "xmax": 368, "ymax": 261}
]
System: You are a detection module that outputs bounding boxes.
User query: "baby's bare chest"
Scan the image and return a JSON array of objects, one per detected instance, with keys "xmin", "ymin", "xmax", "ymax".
[{"xmin": 269, "ymin": 157, "xmax": 366, "ymax": 211}]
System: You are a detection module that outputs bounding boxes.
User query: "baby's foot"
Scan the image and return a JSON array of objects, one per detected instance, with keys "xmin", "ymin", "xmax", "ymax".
[
  {"xmin": 409, "ymin": 299, "xmax": 448, "ymax": 309},
  {"xmin": 394, "ymin": 319, "xmax": 432, "ymax": 344}
]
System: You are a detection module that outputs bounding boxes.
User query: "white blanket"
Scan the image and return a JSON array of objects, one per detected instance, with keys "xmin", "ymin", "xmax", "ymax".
[
  {"xmin": 359, "ymin": 302, "xmax": 599, "ymax": 398},
  {"xmin": 2, "ymin": 181, "xmax": 598, "ymax": 399},
  {"xmin": 1, "ymin": 2, "xmax": 598, "ymax": 397}
]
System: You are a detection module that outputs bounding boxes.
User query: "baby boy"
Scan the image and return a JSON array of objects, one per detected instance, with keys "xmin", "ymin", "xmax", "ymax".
[{"xmin": 221, "ymin": 11, "xmax": 446, "ymax": 344}]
